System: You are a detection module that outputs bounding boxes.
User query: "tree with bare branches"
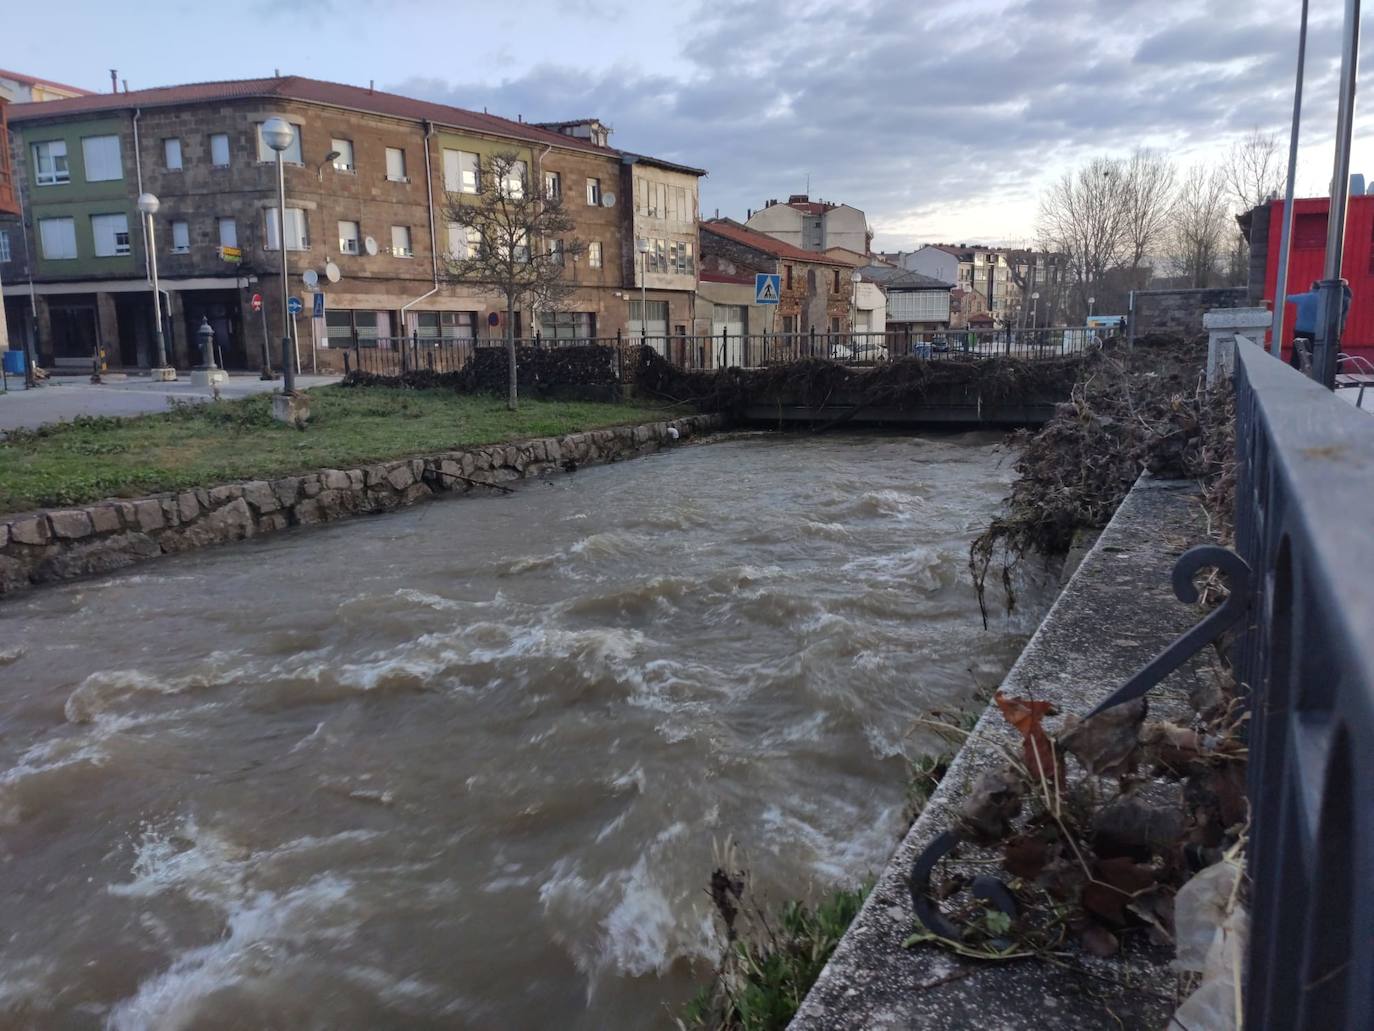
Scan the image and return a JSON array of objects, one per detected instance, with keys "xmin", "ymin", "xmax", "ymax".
[
  {"xmin": 1120, "ymin": 148, "xmax": 1176, "ymax": 286},
  {"xmin": 1037, "ymin": 157, "xmax": 1131, "ymax": 318},
  {"xmin": 443, "ymin": 151, "xmax": 585, "ymax": 410},
  {"xmin": 1222, "ymin": 128, "xmax": 1284, "ymax": 212},
  {"xmin": 1166, "ymin": 164, "xmax": 1231, "ymax": 288}
]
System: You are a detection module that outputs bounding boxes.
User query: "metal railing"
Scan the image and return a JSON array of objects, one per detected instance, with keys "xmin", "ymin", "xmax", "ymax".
[
  {"xmin": 336, "ymin": 326, "xmax": 1105, "ymax": 378},
  {"xmin": 1233, "ymin": 343, "xmax": 1374, "ymax": 1027}
]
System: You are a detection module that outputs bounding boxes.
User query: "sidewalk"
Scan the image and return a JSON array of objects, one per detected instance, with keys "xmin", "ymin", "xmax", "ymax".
[{"xmin": 0, "ymin": 373, "xmax": 341, "ymax": 432}]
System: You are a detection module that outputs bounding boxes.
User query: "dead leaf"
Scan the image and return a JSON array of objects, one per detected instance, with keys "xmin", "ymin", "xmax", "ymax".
[
  {"xmin": 1082, "ymin": 857, "xmax": 1157, "ymax": 926},
  {"xmin": 1078, "ymin": 922, "xmax": 1120, "ymax": 957},
  {"xmin": 994, "ymin": 692, "xmax": 1065, "ymax": 793},
  {"xmin": 1092, "ymin": 797, "xmax": 1187, "ymax": 861},
  {"xmin": 1003, "ymin": 834, "xmax": 1051, "ymax": 880},
  {"xmin": 1058, "ymin": 697, "xmax": 1147, "ymax": 778},
  {"xmin": 1184, "ymin": 764, "xmax": 1247, "ymax": 847},
  {"xmin": 1142, "ymin": 721, "xmax": 1203, "ymax": 772},
  {"xmin": 957, "ymin": 766, "xmax": 1025, "ymax": 845}
]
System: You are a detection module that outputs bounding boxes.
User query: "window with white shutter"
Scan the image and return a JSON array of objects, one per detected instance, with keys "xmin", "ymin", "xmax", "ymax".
[
  {"xmin": 391, "ymin": 225, "xmax": 413, "ymax": 257},
  {"xmin": 443, "ymin": 149, "xmax": 480, "ymax": 194},
  {"xmin": 81, "ymin": 135, "xmax": 123, "ymax": 182},
  {"xmin": 32, "ymin": 140, "xmax": 69, "ymax": 185},
  {"xmin": 338, "ymin": 220, "xmax": 361, "ymax": 254},
  {"xmin": 256, "ymin": 122, "xmax": 303, "ymax": 164},
  {"xmin": 218, "ymin": 218, "xmax": 238, "ymax": 248},
  {"xmin": 170, "ymin": 220, "xmax": 190, "ymax": 254},
  {"xmin": 39, "ymin": 217, "xmax": 77, "ymax": 259},
  {"xmin": 163, "ymin": 138, "xmax": 183, "ymax": 171},
  {"xmin": 264, "ymin": 208, "xmax": 309, "ymax": 251},
  {"xmin": 446, "ymin": 223, "xmax": 473, "ymax": 260},
  {"xmin": 91, "ymin": 213, "xmax": 131, "ymax": 257},
  {"xmin": 209, "ymin": 133, "xmax": 230, "ymax": 167},
  {"xmin": 385, "ymin": 147, "xmax": 408, "ymax": 182}
]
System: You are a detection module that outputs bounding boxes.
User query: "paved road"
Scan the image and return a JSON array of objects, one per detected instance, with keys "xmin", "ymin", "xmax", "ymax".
[{"xmin": 0, "ymin": 373, "xmax": 341, "ymax": 432}]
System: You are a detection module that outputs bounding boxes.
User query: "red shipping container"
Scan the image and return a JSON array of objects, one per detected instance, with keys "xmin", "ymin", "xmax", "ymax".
[{"xmin": 1264, "ymin": 195, "xmax": 1374, "ymax": 367}]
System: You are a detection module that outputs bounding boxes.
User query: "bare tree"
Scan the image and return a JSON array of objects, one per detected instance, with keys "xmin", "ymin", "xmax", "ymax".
[
  {"xmin": 1167, "ymin": 164, "xmax": 1231, "ymax": 288},
  {"xmin": 444, "ymin": 151, "xmax": 585, "ymax": 410},
  {"xmin": 1222, "ymin": 127, "xmax": 1284, "ymax": 213},
  {"xmin": 1037, "ymin": 156, "xmax": 1130, "ymax": 317},
  {"xmin": 1120, "ymin": 148, "xmax": 1176, "ymax": 285}
]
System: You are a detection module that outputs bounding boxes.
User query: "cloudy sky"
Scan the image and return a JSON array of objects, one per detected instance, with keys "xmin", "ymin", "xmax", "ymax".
[{"xmin": 7, "ymin": 0, "xmax": 1369, "ymax": 249}]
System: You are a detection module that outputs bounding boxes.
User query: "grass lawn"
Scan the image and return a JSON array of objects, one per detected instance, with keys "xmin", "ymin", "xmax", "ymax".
[{"xmin": 0, "ymin": 386, "xmax": 680, "ymax": 514}]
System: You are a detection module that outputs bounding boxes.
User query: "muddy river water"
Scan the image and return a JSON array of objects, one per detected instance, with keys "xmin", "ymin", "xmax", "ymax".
[{"xmin": 0, "ymin": 431, "xmax": 1045, "ymax": 1029}]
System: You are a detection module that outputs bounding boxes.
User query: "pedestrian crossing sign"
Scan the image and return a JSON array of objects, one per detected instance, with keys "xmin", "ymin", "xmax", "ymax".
[{"xmin": 755, "ymin": 273, "xmax": 781, "ymax": 305}]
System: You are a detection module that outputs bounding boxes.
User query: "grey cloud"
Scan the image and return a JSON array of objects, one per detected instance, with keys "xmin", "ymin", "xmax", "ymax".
[{"xmin": 390, "ymin": 0, "xmax": 1323, "ymax": 247}]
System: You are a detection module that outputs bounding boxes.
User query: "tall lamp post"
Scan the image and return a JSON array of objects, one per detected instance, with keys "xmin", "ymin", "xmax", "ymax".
[
  {"xmin": 137, "ymin": 192, "xmax": 176, "ymax": 381},
  {"xmin": 261, "ymin": 116, "xmax": 297, "ymax": 396},
  {"xmin": 1030, "ymin": 291, "xmax": 1040, "ymax": 325},
  {"xmin": 1087, "ymin": 295, "xmax": 1096, "ymax": 320},
  {"xmin": 850, "ymin": 269, "xmax": 863, "ymax": 357},
  {"xmin": 636, "ymin": 237, "xmax": 650, "ymax": 350}
]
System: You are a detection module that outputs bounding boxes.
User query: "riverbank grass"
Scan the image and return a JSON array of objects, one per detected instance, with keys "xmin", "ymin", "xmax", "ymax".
[{"xmin": 0, "ymin": 386, "xmax": 677, "ymax": 513}]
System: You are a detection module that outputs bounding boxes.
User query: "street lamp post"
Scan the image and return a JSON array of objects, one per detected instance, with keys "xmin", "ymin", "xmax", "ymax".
[
  {"xmin": 850, "ymin": 269, "xmax": 863, "ymax": 358},
  {"xmin": 636, "ymin": 237, "xmax": 650, "ymax": 351},
  {"xmin": 261, "ymin": 116, "xmax": 297, "ymax": 396},
  {"xmin": 137, "ymin": 192, "xmax": 176, "ymax": 381},
  {"xmin": 1088, "ymin": 295, "xmax": 1096, "ymax": 319}
]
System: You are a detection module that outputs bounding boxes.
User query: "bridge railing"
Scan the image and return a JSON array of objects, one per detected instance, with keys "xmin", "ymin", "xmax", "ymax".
[{"xmin": 1233, "ymin": 342, "xmax": 1374, "ymax": 1027}]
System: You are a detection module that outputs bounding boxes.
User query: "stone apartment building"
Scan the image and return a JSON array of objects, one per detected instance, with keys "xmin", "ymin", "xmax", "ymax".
[
  {"xmin": 1, "ymin": 76, "xmax": 703, "ymax": 373},
  {"xmin": 699, "ymin": 219, "xmax": 854, "ymax": 363},
  {"xmin": 744, "ymin": 194, "xmax": 870, "ymax": 255}
]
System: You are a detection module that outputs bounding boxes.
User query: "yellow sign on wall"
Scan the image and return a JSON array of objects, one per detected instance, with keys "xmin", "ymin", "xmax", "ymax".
[{"xmin": 219, "ymin": 246, "xmax": 242, "ymax": 263}]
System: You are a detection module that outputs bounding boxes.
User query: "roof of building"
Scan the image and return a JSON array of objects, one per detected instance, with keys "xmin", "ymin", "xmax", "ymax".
[
  {"xmin": 4, "ymin": 75, "xmax": 656, "ymax": 162},
  {"xmin": 0, "ymin": 68, "xmax": 93, "ymax": 97},
  {"xmin": 858, "ymin": 265, "xmax": 953, "ymax": 290},
  {"xmin": 618, "ymin": 150, "xmax": 708, "ymax": 177},
  {"xmin": 701, "ymin": 219, "xmax": 852, "ymax": 266},
  {"xmin": 821, "ymin": 246, "xmax": 870, "ymax": 267}
]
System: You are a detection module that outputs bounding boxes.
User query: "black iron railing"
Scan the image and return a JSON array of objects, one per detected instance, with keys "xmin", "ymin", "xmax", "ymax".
[
  {"xmin": 1233, "ymin": 343, "xmax": 1374, "ymax": 1027},
  {"xmin": 337, "ymin": 326, "xmax": 1102, "ymax": 377}
]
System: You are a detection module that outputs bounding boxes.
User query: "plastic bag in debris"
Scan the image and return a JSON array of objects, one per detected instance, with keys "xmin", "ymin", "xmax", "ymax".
[{"xmin": 1170, "ymin": 859, "xmax": 1248, "ymax": 1030}]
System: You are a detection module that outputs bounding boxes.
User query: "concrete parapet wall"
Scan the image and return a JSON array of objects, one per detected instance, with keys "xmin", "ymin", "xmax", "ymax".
[
  {"xmin": 1132, "ymin": 287, "xmax": 1247, "ymax": 339},
  {"xmin": 0, "ymin": 414, "xmax": 721, "ymax": 596}
]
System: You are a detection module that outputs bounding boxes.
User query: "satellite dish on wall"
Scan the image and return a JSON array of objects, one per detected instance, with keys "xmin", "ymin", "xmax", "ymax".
[
  {"xmin": 601, "ymin": 192, "xmax": 616, "ymax": 208},
  {"xmin": 325, "ymin": 261, "xmax": 342, "ymax": 284},
  {"xmin": 302, "ymin": 268, "xmax": 319, "ymax": 288},
  {"xmin": 364, "ymin": 236, "xmax": 379, "ymax": 256}
]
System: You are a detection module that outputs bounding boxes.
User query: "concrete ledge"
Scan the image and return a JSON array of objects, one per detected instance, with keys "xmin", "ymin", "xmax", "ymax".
[
  {"xmin": 0, "ymin": 413, "xmax": 721, "ymax": 597},
  {"xmin": 791, "ymin": 476, "xmax": 1209, "ymax": 1030}
]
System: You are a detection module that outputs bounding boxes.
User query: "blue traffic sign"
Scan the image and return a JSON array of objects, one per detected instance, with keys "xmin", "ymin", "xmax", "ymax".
[
  {"xmin": 287, "ymin": 296, "xmax": 304, "ymax": 315},
  {"xmin": 755, "ymin": 273, "xmax": 781, "ymax": 305},
  {"xmin": 312, "ymin": 292, "xmax": 325, "ymax": 318}
]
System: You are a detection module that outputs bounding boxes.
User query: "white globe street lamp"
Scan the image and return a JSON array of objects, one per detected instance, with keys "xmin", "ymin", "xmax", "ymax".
[
  {"xmin": 137, "ymin": 192, "xmax": 175, "ymax": 380},
  {"xmin": 262, "ymin": 116, "xmax": 297, "ymax": 395},
  {"xmin": 1088, "ymin": 295, "xmax": 1096, "ymax": 319},
  {"xmin": 636, "ymin": 238, "xmax": 650, "ymax": 345}
]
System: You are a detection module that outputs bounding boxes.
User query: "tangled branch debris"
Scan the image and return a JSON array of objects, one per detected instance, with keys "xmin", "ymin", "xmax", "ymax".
[
  {"xmin": 969, "ymin": 335, "xmax": 1237, "ymax": 624},
  {"xmin": 341, "ymin": 343, "xmax": 621, "ymax": 394},
  {"xmin": 635, "ymin": 347, "xmax": 1086, "ymax": 423}
]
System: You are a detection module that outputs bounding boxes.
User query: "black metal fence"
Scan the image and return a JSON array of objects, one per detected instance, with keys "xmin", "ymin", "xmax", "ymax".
[
  {"xmin": 1233, "ymin": 344, "xmax": 1374, "ymax": 1027},
  {"xmin": 338, "ymin": 326, "xmax": 1103, "ymax": 377}
]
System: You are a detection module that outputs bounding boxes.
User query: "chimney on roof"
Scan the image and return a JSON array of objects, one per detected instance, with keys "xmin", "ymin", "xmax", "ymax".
[
  {"xmin": 788, "ymin": 193, "xmax": 808, "ymax": 204},
  {"xmin": 369, "ymin": 80, "xmax": 375, "ymax": 93},
  {"xmin": 274, "ymin": 68, "xmax": 280, "ymax": 77},
  {"xmin": 122, "ymin": 79, "xmax": 128, "ymax": 93},
  {"xmin": 109, "ymin": 69, "xmax": 118, "ymax": 93}
]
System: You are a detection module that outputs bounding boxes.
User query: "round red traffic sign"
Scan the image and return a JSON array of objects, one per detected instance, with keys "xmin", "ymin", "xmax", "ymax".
[{"xmin": 251, "ymin": 293, "xmax": 263, "ymax": 312}]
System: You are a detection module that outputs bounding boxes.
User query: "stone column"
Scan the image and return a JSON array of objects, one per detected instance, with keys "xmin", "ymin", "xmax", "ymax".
[{"xmin": 1203, "ymin": 306, "xmax": 1271, "ymax": 385}]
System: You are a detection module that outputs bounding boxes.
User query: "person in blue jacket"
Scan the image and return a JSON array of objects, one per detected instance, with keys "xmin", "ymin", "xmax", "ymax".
[{"xmin": 1286, "ymin": 281, "xmax": 1352, "ymax": 369}]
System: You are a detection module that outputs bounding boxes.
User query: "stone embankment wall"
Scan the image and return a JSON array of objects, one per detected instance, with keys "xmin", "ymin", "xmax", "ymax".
[
  {"xmin": 1131, "ymin": 287, "xmax": 1246, "ymax": 339},
  {"xmin": 0, "ymin": 414, "xmax": 719, "ymax": 596}
]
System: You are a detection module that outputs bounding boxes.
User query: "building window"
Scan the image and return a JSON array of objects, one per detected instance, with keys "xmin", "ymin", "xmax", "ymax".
[
  {"xmin": 39, "ymin": 217, "xmax": 77, "ymax": 259},
  {"xmin": 443, "ymin": 149, "xmax": 480, "ymax": 194},
  {"xmin": 32, "ymin": 140, "xmax": 69, "ymax": 185},
  {"xmin": 415, "ymin": 311, "xmax": 477, "ymax": 339},
  {"xmin": 264, "ymin": 207, "xmax": 309, "ymax": 250},
  {"xmin": 170, "ymin": 220, "xmax": 190, "ymax": 254},
  {"xmin": 325, "ymin": 309, "xmax": 388, "ymax": 346},
  {"xmin": 256, "ymin": 122, "xmax": 303, "ymax": 164},
  {"xmin": 500, "ymin": 159, "xmax": 527, "ymax": 199},
  {"xmin": 391, "ymin": 225, "xmax": 413, "ymax": 257},
  {"xmin": 784, "ymin": 265, "xmax": 793, "ymax": 289},
  {"xmin": 446, "ymin": 222, "xmax": 474, "ymax": 260},
  {"xmin": 218, "ymin": 217, "xmax": 238, "ymax": 249},
  {"xmin": 338, "ymin": 220, "xmax": 361, "ymax": 254},
  {"xmin": 549, "ymin": 239, "xmax": 564, "ymax": 265},
  {"xmin": 209, "ymin": 133, "xmax": 231, "ymax": 167},
  {"xmin": 0, "ymin": 230, "xmax": 9, "ymax": 263},
  {"xmin": 833, "ymin": 269, "xmax": 841, "ymax": 291},
  {"xmin": 385, "ymin": 147, "xmax": 408, "ymax": 182},
  {"xmin": 544, "ymin": 171, "xmax": 561, "ymax": 200},
  {"xmin": 673, "ymin": 186, "xmax": 688, "ymax": 222},
  {"xmin": 628, "ymin": 299, "xmax": 668, "ymax": 336},
  {"xmin": 163, "ymin": 138, "xmax": 183, "ymax": 171},
  {"xmin": 588, "ymin": 240, "xmax": 602, "ymax": 269},
  {"xmin": 331, "ymin": 138, "xmax": 355, "ymax": 172},
  {"xmin": 81, "ymin": 135, "xmax": 123, "ymax": 182},
  {"xmin": 586, "ymin": 177, "xmax": 601, "ymax": 206},
  {"xmin": 781, "ymin": 315, "xmax": 797, "ymax": 335},
  {"xmin": 685, "ymin": 241, "xmax": 694, "ymax": 273},
  {"xmin": 539, "ymin": 312, "xmax": 595, "ymax": 340},
  {"xmin": 91, "ymin": 213, "xmax": 131, "ymax": 257}
]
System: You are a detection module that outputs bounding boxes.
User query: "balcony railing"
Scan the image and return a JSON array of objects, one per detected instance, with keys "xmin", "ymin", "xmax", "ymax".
[{"xmin": 1233, "ymin": 342, "xmax": 1374, "ymax": 1027}]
